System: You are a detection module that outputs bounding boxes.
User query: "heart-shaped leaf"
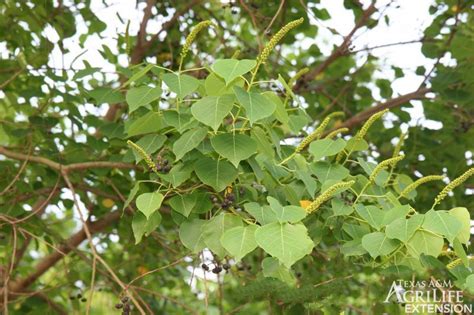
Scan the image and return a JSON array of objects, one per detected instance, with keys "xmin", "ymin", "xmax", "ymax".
[
  {"xmin": 234, "ymin": 86, "xmax": 276, "ymax": 125},
  {"xmin": 191, "ymin": 95, "xmax": 234, "ymax": 131},
  {"xmin": 126, "ymin": 86, "xmax": 162, "ymax": 113},
  {"xmin": 211, "ymin": 59, "xmax": 256, "ymax": 85},
  {"xmin": 136, "ymin": 191, "xmax": 164, "ymax": 218},
  {"xmin": 210, "ymin": 133, "xmax": 257, "ymax": 167}
]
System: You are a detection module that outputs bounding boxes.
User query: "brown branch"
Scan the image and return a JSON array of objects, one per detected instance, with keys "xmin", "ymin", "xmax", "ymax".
[
  {"xmin": 0, "ymin": 146, "xmax": 138, "ymax": 173},
  {"xmin": 294, "ymin": 2, "xmax": 376, "ymax": 92},
  {"xmin": 329, "ymin": 87, "xmax": 431, "ymax": 132}
]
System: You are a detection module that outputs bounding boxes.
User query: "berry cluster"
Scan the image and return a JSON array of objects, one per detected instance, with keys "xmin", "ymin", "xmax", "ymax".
[
  {"xmin": 115, "ymin": 296, "xmax": 130, "ymax": 314},
  {"xmin": 201, "ymin": 262, "xmax": 231, "ymax": 274},
  {"xmin": 69, "ymin": 292, "xmax": 87, "ymax": 303},
  {"xmin": 209, "ymin": 187, "xmax": 245, "ymax": 210},
  {"xmin": 155, "ymin": 156, "xmax": 171, "ymax": 173}
]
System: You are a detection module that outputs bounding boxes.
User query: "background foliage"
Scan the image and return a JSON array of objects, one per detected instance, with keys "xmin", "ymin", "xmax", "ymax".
[{"xmin": 0, "ymin": 0, "xmax": 473, "ymax": 314}]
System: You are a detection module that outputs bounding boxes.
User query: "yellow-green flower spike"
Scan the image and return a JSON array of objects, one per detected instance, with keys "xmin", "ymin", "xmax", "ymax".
[
  {"xmin": 356, "ymin": 109, "xmax": 389, "ymax": 140},
  {"xmin": 127, "ymin": 140, "xmax": 158, "ymax": 174},
  {"xmin": 325, "ymin": 127, "xmax": 349, "ymax": 139},
  {"xmin": 446, "ymin": 257, "xmax": 474, "ymax": 270},
  {"xmin": 392, "ymin": 131, "xmax": 407, "ymax": 158},
  {"xmin": 256, "ymin": 18, "xmax": 304, "ymax": 66},
  {"xmin": 295, "ymin": 111, "xmax": 345, "ymax": 153},
  {"xmin": 289, "ymin": 67, "xmax": 309, "ymax": 86},
  {"xmin": 399, "ymin": 175, "xmax": 445, "ymax": 199},
  {"xmin": 433, "ymin": 167, "xmax": 474, "ymax": 206},
  {"xmin": 180, "ymin": 20, "xmax": 214, "ymax": 60},
  {"xmin": 370, "ymin": 155, "xmax": 404, "ymax": 182},
  {"xmin": 306, "ymin": 180, "xmax": 355, "ymax": 214}
]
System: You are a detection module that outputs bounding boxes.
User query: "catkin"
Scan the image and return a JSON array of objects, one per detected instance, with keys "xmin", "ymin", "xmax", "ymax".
[
  {"xmin": 399, "ymin": 175, "xmax": 445, "ymax": 198},
  {"xmin": 370, "ymin": 155, "xmax": 404, "ymax": 182},
  {"xmin": 289, "ymin": 67, "xmax": 309, "ymax": 86},
  {"xmin": 392, "ymin": 131, "xmax": 406, "ymax": 158},
  {"xmin": 295, "ymin": 112, "xmax": 345, "ymax": 152},
  {"xmin": 256, "ymin": 18, "xmax": 304, "ymax": 66},
  {"xmin": 325, "ymin": 127, "xmax": 349, "ymax": 139},
  {"xmin": 446, "ymin": 257, "xmax": 474, "ymax": 270},
  {"xmin": 433, "ymin": 167, "xmax": 474, "ymax": 205},
  {"xmin": 356, "ymin": 109, "xmax": 389, "ymax": 140},
  {"xmin": 180, "ymin": 20, "xmax": 214, "ymax": 60},
  {"xmin": 306, "ymin": 180, "xmax": 355, "ymax": 213},
  {"xmin": 127, "ymin": 140, "xmax": 158, "ymax": 174}
]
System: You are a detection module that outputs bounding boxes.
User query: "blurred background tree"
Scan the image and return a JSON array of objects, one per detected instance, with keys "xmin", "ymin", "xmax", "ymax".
[{"xmin": 0, "ymin": 0, "xmax": 473, "ymax": 313}]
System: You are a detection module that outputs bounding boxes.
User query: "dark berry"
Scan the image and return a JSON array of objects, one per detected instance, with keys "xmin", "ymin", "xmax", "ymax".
[
  {"xmin": 80, "ymin": 298, "xmax": 87, "ymax": 302},
  {"xmin": 247, "ymin": 265, "xmax": 252, "ymax": 271},
  {"xmin": 296, "ymin": 272, "xmax": 302, "ymax": 278},
  {"xmin": 156, "ymin": 164, "xmax": 162, "ymax": 171},
  {"xmin": 76, "ymin": 293, "xmax": 82, "ymax": 298},
  {"xmin": 226, "ymin": 193, "xmax": 235, "ymax": 201},
  {"xmin": 69, "ymin": 295, "xmax": 75, "ymax": 300},
  {"xmin": 222, "ymin": 263, "xmax": 230, "ymax": 270},
  {"xmin": 121, "ymin": 296, "xmax": 129, "ymax": 303},
  {"xmin": 212, "ymin": 266, "xmax": 222, "ymax": 274},
  {"xmin": 231, "ymin": 8, "xmax": 238, "ymax": 14},
  {"xmin": 163, "ymin": 165, "xmax": 171, "ymax": 172},
  {"xmin": 163, "ymin": 159, "xmax": 168, "ymax": 165},
  {"xmin": 0, "ymin": 233, "xmax": 5, "ymax": 240},
  {"xmin": 237, "ymin": 265, "xmax": 245, "ymax": 271},
  {"xmin": 115, "ymin": 303, "xmax": 123, "ymax": 309},
  {"xmin": 201, "ymin": 263, "xmax": 209, "ymax": 271}
]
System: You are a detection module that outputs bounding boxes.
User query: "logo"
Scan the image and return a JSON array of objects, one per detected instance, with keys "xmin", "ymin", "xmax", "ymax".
[{"xmin": 384, "ymin": 279, "xmax": 472, "ymax": 313}]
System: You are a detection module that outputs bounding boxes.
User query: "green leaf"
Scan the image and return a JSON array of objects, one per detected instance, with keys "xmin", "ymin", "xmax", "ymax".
[
  {"xmin": 204, "ymin": 72, "xmax": 244, "ymax": 96},
  {"xmin": 452, "ymin": 238, "xmax": 469, "ymax": 267},
  {"xmin": 135, "ymin": 191, "xmax": 164, "ymax": 219},
  {"xmin": 202, "ymin": 213, "xmax": 242, "ymax": 257},
  {"xmin": 126, "ymin": 86, "xmax": 162, "ymax": 113},
  {"xmin": 163, "ymin": 164, "xmax": 193, "ymax": 188},
  {"xmin": 255, "ymin": 222, "xmax": 314, "ymax": 268},
  {"xmin": 266, "ymin": 197, "xmax": 307, "ymax": 223},
  {"xmin": 311, "ymin": 162, "xmax": 349, "ymax": 184},
  {"xmin": 331, "ymin": 199, "xmax": 353, "ymax": 216},
  {"xmin": 464, "ymin": 275, "xmax": 474, "ymax": 294},
  {"xmin": 168, "ymin": 194, "xmax": 197, "ymax": 217},
  {"xmin": 382, "ymin": 205, "xmax": 411, "ymax": 225},
  {"xmin": 262, "ymin": 257, "xmax": 295, "ymax": 285},
  {"xmin": 126, "ymin": 111, "xmax": 164, "ymax": 137},
  {"xmin": 234, "ymin": 86, "xmax": 276, "ymax": 125},
  {"xmin": 163, "ymin": 110, "xmax": 196, "ymax": 133},
  {"xmin": 191, "ymin": 95, "xmax": 234, "ymax": 131},
  {"xmin": 221, "ymin": 225, "xmax": 258, "ymax": 261},
  {"xmin": 131, "ymin": 134, "xmax": 166, "ymax": 163},
  {"xmin": 244, "ymin": 202, "xmax": 278, "ymax": 225},
  {"xmin": 308, "ymin": 138, "xmax": 346, "ymax": 161},
  {"xmin": 123, "ymin": 182, "xmax": 140, "ymax": 211},
  {"xmin": 194, "ymin": 157, "xmax": 238, "ymax": 192},
  {"xmin": 162, "ymin": 73, "xmax": 199, "ymax": 99},
  {"xmin": 88, "ymin": 87, "xmax": 124, "ymax": 104},
  {"xmin": 422, "ymin": 210, "xmax": 462, "ymax": 242},
  {"xmin": 385, "ymin": 214, "xmax": 424, "ymax": 243},
  {"xmin": 355, "ymin": 204, "xmax": 385, "ymax": 230},
  {"xmin": 179, "ymin": 219, "xmax": 207, "ymax": 253},
  {"xmin": 210, "ymin": 133, "xmax": 257, "ymax": 167},
  {"xmin": 132, "ymin": 211, "xmax": 162, "ymax": 244},
  {"xmin": 172, "ymin": 127, "xmax": 208, "ymax": 161},
  {"xmin": 406, "ymin": 230, "xmax": 444, "ymax": 258},
  {"xmin": 345, "ymin": 138, "xmax": 369, "ymax": 151},
  {"xmin": 361, "ymin": 232, "xmax": 399, "ymax": 258},
  {"xmin": 211, "ymin": 59, "xmax": 256, "ymax": 85},
  {"xmin": 448, "ymin": 207, "xmax": 471, "ymax": 244}
]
